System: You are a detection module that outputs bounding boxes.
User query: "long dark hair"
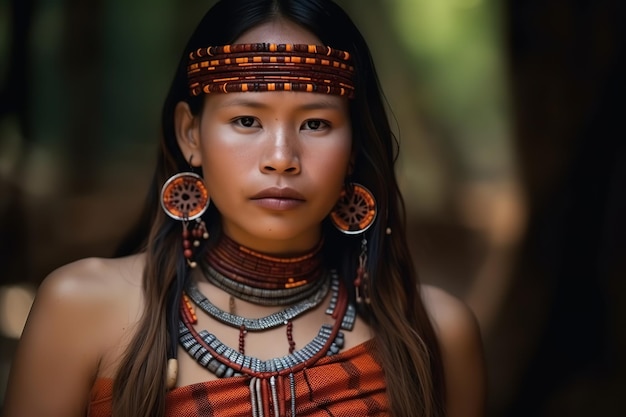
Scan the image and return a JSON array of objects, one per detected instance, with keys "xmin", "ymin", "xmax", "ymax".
[{"xmin": 113, "ymin": 1, "xmax": 445, "ymax": 416}]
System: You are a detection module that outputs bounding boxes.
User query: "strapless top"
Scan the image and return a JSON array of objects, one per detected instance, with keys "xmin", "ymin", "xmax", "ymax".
[{"xmin": 88, "ymin": 339, "xmax": 388, "ymax": 416}]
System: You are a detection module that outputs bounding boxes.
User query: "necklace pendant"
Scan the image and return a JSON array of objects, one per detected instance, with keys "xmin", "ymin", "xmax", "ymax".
[{"xmin": 249, "ymin": 375, "xmax": 291, "ymax": 417}]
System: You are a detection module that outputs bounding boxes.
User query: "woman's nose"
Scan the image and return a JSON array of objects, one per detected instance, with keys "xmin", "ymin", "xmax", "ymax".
[{"xmin": 260, "ymin": 130, "xmax": 301, "ymax": 175}]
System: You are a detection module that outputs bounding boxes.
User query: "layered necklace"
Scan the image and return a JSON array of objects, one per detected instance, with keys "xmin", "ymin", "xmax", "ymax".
[{"xmin": 178, "ymin": 234, "xmax": 356, "ymax": 415}]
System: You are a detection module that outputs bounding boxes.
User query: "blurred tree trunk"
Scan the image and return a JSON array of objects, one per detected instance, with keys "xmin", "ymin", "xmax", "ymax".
[
  {"xmin": 0, "ymin": 0, "xmax": 34, "ymax": 286},
  {"xmin": 492, "ymin": 0, "xmax": 626, "ymax": 416},
  {"xmin": 63, "ymin": 0, "xmax": 104, "ymax": 192}
]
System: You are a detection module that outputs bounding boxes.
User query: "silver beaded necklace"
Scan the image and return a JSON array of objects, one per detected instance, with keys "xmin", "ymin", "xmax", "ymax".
[
  {"xmin": 185, "ymin": 272, "xmax": 331, "ymax": 331},
  {"xmin": 178, "ymin": 272, "xmax": 356, "ymax": 377}
]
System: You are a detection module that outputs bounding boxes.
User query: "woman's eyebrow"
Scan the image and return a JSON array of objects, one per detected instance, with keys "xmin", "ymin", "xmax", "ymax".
[
  {"xmin": 296, "ymin": 100, "xmax": 344, "ymax": 111},
  {"xmin": 218, "ymin": 98, "xmax": 267, "ymax": 108}
]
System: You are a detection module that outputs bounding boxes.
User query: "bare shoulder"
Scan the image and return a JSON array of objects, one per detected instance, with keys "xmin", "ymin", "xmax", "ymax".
[
  {"xmin": 39, "ymin": 254, "xmax": 145, "ymax": 305},
  {"xmin": 32, "ymin": 254, "xmax": 145, "ymax": 334},
  {"xmin": 420, "ymin": 284, "xmax": 487, "ymax": 417},
  {"xmin": 33, "ymin": 254, "xmax": 146, "ymax": 369},
  {"xmin": 2, "ymin": 254, "xmax": 145, "ymax": 417}
]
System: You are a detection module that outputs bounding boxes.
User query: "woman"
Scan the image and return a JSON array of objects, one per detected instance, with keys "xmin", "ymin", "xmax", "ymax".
[{"xmin": 3, "ymin": 0, "xmax": 486, "ymax": 416}]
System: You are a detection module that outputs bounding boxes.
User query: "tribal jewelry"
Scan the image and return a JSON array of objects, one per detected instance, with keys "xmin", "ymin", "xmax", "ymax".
[
  {"xmin": 330, "ymin": 182, "xmax": 377, "ymax": 304},
  {"xmin": 160, "ymin": 172, "xmax": 210, "ymax": 268},
  {"xmin": 330, "ymin": 183, "xmax": 377, "ymax": 234},
  {"xmin": 181, "ymin": 293, "xmax": 197, "ymax": 325},
  {"xmin": 179, "ymin": 271, "xmax": 355, "ymax": 378},
  {"xmin": 187, "ymin": 43, "xmax": 355, "ymax": 98},
  {"xmin": 179, "ymin": 271, "xmax": 356, "ymax": 414},
  {"xmin": 179, "ymin": 321, "xmax": 346, "ymax": 377},
  {"xmin": 202, "ymin": 264, "xmax": 326, "ymax": 306},
  {"xmin": 208, "ymin": 233, "xmax": 324, "ymax": 284},
  {"xmin": 202, "ymin": 234, "xmax": 326, "ymax": 305},
  {"xmin": 185, "ymin": 273, "xmax": 331, "ymax": 331}
]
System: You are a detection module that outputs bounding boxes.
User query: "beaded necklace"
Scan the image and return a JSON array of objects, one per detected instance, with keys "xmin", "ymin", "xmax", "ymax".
[
  {"xmin": 185, "ymin": 274, "xmax": 331, "ymax": 332},
  {"xmin": 179, "ymin": 273, "xmax": 355, "ymax": 416},
  {"xmin": 202, "ymin": 263, "xmax": 328, "ymax": 306},
  {"xmin": 180, "ymin": 272, "xmax": 355, "ymax": 377},
  {"xmin": 204, "ymin": 234, "xmax": 326, "ymax": 305},
  {"xmin": 178, "ymin": 236, "xmax": 356, "ymax": 415}
]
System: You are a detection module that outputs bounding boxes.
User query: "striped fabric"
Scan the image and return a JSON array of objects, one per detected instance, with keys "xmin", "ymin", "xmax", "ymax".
[{"xmin": 88, "ymin": 340, "xmax": 388, "ymax": 416}]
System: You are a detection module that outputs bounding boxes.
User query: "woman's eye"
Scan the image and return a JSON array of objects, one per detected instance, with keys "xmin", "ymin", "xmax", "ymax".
[
  {"xmin": 302, "ymin": 120, "xmax": 328, "ymax": 131},
  {"xmin": 234, "ymin": 117, "xmax": 259, "ymax": 128}
]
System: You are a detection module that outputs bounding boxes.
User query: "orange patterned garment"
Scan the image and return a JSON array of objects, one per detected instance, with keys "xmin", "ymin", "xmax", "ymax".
[{"xmin": 88, "ymin": 340, "xmax": 387, "ymax": 417}]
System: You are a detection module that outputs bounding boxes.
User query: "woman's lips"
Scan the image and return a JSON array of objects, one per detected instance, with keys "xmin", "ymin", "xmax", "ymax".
[{"xmin": 250, "ymin": 187, "xmax": 306, "ymax": 210}]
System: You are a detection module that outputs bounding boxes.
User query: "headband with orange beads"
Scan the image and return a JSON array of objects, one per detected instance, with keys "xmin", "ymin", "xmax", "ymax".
[{"xmin": 187, "ymin": 43, "xmax": 355, "ymax": 98}]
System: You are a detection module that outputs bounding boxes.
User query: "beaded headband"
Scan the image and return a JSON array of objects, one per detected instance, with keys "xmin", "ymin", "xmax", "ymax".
[{"xmin": 187, "ymin": 43, "xmax": 355, "ymax": 98}]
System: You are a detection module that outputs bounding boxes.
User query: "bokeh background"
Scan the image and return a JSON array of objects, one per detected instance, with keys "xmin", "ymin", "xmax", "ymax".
[{"xmin": 1, "ymin": 0, "xmax": 624, "ymax": 415}]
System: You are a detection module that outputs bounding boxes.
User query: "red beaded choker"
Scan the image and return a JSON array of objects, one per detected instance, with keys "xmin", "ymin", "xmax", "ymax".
[
  {"xmin": 187, "ymin": 43, "xmax": 355, "ymax": 98},
  {"xmin": 203, "ymin": 234, "xmax": 326, "ymax": 305}
]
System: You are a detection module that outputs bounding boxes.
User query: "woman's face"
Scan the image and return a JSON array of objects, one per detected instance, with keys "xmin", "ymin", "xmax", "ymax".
[{"xmin": 178, "ymin": 20, "xmax": 352, "ymax": 254}]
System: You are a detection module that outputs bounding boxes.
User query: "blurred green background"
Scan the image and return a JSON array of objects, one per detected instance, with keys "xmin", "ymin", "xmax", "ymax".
[{"xmin": 1, "ymin": 0, "xmax": 624, "ymax": 416}]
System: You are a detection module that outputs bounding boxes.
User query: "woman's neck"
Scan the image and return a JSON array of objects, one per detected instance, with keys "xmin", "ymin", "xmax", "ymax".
[{"xmin": 206, "ymin": 234, "xmax": 324, "ymax": 290}]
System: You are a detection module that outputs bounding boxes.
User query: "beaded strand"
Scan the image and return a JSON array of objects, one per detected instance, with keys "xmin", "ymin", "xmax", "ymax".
[
  {"xmin": 187, "ymin": 43, "xmax": 355, "ymax": 98},
  {"xmin": 185, "ymin": 275, "xmax": 330, "ymax": 331},
  {"xmin": 178, "ymin": 270, "xmax": 353, "ymax": 378},
  {"xmin": 189, "ymin": 43, "xmax": 352, "ymax": 61}
]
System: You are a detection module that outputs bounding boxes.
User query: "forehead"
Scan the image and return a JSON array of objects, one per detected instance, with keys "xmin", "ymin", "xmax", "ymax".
[
  {"xmin": 203, "ymin": 90, "xmax": 349, "ymax": 111},
  {"xmin": 234, "ymin": 19, "xmax": 322, "ymax": 45}
]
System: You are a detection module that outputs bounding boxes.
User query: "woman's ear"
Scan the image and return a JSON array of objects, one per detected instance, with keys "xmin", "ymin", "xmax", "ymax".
[{"xmin": 174, "ymin": 101, "xmax": 203, "ymax": 167}]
